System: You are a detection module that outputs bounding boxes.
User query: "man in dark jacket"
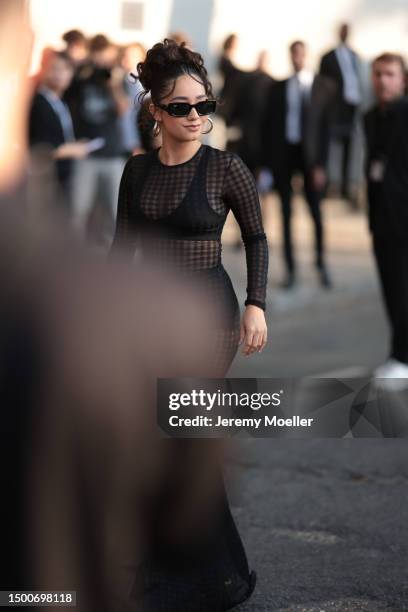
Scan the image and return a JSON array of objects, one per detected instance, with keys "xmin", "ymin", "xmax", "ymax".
[
  {"xmin": 262, "ymin": 41, "xmax": 335, "ymax": 288},
  {"xmin": 29, "ymin": 51, "xmax": 89, "ymax": 207},
  {"xmin": 319, "ymin": 23, "xmax": 362, "ymax": 204},
  {"xmin": 65, "ymin": 35, "xmax": 128, "ymax": 242},
  {"xmin": 363, "ymin": 53, "xmax": 408, "ymax": 384}
]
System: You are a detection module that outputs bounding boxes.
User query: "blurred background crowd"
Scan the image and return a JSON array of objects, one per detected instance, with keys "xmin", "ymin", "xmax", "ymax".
[
  {"xmin": 14, "ymin": 0, "xmax": 408, "ymax": 381},
  {"xmin": 28, "ymin": 20, "xmax": 384, "ymax": 209},
  {"xmin": 24, "ymin": 4, "xmax": 407, "ymax": 281}
]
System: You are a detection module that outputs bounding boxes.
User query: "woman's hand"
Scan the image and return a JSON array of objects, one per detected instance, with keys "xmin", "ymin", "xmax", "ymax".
[{"xmin": 239, "ymin": 305, "xmax": 268, "ymax": 356}]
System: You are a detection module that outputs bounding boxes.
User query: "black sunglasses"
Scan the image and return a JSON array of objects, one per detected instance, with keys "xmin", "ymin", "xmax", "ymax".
[{"xmin": 156, "ymin": 99, "xmax": 217, "ymax": 117}]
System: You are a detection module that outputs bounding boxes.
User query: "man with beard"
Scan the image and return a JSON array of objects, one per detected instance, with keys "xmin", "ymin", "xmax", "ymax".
[{"xmin": 363, "ymin": 53, "xmax": 408, "ymax": 384}]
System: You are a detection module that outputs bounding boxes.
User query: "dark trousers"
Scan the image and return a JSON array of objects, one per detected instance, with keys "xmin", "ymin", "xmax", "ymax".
[
  {"xmin": 274, "ymin": 143, "xmax": 324, "ymax": 274},
  {"xmin": 338, "ymin": 132, "xmax": 352, "ymax": 198},
  {"xmin": 372, "ymin": 229, "xmax": 408, "ymax": 364},
  {"xmin": 332, "ymin": 103, "xmax": 357, "ymax": 198}
]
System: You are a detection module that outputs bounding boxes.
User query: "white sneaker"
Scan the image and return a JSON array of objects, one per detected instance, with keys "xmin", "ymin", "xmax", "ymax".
[{"xmin": 373, "ymin": 358, "xmax": 408, "ymax": 391}]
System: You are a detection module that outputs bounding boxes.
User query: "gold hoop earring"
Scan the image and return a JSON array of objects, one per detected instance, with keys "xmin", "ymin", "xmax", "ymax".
[
  {"xmin": 201, "ymin": 117, "xmax": 213, "ymax": 134},
  {"xmin": 152, "ymin": 120, "xmax": 161, "ymax": 137}
]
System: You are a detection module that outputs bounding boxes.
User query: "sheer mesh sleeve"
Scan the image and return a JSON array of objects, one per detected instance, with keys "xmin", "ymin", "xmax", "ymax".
[{"xmin": 223, "ymin": 154, "xmax": 269, "ymax": 310}]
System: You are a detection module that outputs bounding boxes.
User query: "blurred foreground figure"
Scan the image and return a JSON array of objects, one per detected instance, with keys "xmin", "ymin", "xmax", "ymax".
[
  {"xmin": 364, "ymin": 53, "xmax": 408, "ymax": 386},
  {"xmin": 0, "ymin": 0, "xmax": 32, "ymax": 195},
  {"xmin": 0, "ymin": 209, "xmax": 224, "ymax": 611}
]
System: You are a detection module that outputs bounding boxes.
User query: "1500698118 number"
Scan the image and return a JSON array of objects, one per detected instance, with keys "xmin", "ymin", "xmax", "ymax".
[{"xmin": 0, "ymin": 592, "xmax": 76, "ymax": 607}]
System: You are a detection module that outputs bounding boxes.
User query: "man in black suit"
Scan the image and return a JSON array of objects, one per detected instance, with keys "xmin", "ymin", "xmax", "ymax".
[
  {"xmin": 319, "ymin": 23, "xmax": 362, "ymax": 203},
  {"xmin": 29, "ymin": 51, "xmax": 88, "ymax": 207},
  {"xmin": 262, "ymin": 41, "xmax": 335, "ymax": 288},
  {"xmin": 237, "ymin": 51, "xmax": 275, "ymax": 175},
  {"xmin": 363, "ymin": 53, "xmax": 408, "ymax": 383}
]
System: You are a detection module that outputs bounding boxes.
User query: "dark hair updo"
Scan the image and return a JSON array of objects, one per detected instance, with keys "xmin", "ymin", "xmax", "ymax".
[{"xmin": 135, "ymin": 38, "xmax": 214, "ymax": 105}]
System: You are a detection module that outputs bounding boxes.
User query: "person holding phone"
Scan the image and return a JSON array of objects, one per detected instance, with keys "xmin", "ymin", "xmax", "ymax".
[{"xmin": 29, "ymin": 50, "xmax": 89, "ymax": 209}]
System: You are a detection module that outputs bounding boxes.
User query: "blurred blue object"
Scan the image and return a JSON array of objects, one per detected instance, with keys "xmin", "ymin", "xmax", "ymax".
[{"xmin": 256, "ymin": 168, "xmax": 274, "ymax": 194}]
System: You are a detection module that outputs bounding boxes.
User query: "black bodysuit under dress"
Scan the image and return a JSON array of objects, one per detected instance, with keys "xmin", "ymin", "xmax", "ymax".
[{"xmin": 113, "ymin": 143, "xmax": 268, "ymax": 374}]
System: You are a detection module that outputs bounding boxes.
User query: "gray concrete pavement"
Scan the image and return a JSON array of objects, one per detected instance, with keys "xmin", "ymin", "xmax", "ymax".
[
  {"xmin": 220, "ymin": 196, "xmax": 408, "ymax": 611},
  {"xmin": 224, "ymin": 194, "xmax": 387, "ymax": 378}
]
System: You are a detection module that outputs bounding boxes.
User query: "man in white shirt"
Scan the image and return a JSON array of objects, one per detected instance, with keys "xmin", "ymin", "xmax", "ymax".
[
  {"xmin": 319, "ymin": 23, "xmax": 362, "ymax": 204},
  {"xmin": 29, "ymin": 51, "xmax": 89, "ymax": 209},
  {"xmin": 262, "ymin": 41, "xmax": 336, "ymax": 289}
]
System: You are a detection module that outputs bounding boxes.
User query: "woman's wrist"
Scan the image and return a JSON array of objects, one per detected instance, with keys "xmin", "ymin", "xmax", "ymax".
[{"xmin": 244, "ymin": 300, "xmax": 266, "ymax": 312}]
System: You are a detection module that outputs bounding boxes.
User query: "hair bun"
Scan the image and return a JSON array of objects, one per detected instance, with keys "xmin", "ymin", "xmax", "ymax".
[
  {"xmin": 135, "ymin": 38, "xmax": 213, "ymax": 109},
  {"xmin": 137, "ymin": 38, "xmax": 208, "ymax": 97}
]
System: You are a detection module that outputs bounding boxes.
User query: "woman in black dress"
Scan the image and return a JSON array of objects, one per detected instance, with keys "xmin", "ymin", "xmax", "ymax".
[{"xmin": 112, "ymin": 39, "xmax": 268, "ymax": 611}]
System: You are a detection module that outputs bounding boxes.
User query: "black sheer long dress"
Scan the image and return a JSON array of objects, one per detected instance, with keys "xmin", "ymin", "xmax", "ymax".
[{"xmin": 112, "ymin": 143, "xmax": 268, "ymax": 612}]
